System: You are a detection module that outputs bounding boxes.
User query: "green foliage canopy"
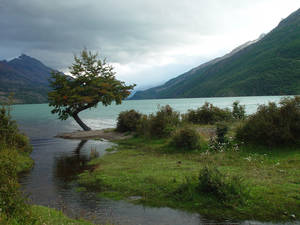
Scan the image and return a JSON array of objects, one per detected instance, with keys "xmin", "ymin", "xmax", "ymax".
[{"xmin": 48, "ymin": 50, "xmax": 135, "ymax": 130}]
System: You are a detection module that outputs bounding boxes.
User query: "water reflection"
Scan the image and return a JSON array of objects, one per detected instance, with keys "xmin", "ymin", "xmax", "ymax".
[{"xmin": 54, "ymin": 140, "xmax": 90, "ymax": 183}]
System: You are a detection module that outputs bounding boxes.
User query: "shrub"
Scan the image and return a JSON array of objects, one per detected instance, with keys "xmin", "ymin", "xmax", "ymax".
[
  {"xmin": 236, "ymin": 96, "xmax": 300, "ymax": 146},
  {"xmin": 136, "ymin": 114, "xmax": 151, "ymax": 137},
  {"xmin": 0, "ymin": 149, "xmax": 35, "ymax": 224},
  {"xmin": 172, "ymin": 176, "xmax": 198, "ymax": 201},
  {"xmin": 171, "ymin": 126, "xmax": 200, "ymax": 150},
  {"xmin": 0, "ymin": 102, "xmax": 34, "ymax": 224},
  {"xmin": 116, "ymin": 110, "xmax": 142, "ymax": 132},
  {"xmin": 232, "ymin": 101, "xmax": 246, "ymax": 120},
  {"xmin": 197, "ymin": 166, "xmax": 248, "ymax": 204},
  {"xmin": 146, "ymin": 105, "xmax": 180, "ymax": 138},
  {"xmin": 184, "ymin": 102, "xmax": 232, "ymax": 124},
  {"xmin": 0, "ymin": 106, "xmax": 18, "ymax": 148},
  {"xmin": 0, "ymin": 105, "xmax": 31, "ymax": 153},
  {"xmin": 216, "ymin": 122, "xmax": 228, "ymax": 143},
  {"xmin": 173, "ymin": 166, "xmax": 249, "ymax": 205}
]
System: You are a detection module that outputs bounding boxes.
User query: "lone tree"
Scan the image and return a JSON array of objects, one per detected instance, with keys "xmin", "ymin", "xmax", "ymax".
[{"xmin": 48, "ymin": 49, "xmax": 135, "ymax": 131}]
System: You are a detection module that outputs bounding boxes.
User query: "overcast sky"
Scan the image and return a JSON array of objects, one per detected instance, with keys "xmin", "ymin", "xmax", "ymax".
[{"xmin": 0, "ymin": 0, "xmax": 299, "ymax": 90}]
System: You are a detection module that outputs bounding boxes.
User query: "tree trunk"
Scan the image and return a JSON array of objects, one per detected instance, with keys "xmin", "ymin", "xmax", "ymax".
[{"xmin": 72, "ymin": 113, "xmax": 91, "ymax": 131}]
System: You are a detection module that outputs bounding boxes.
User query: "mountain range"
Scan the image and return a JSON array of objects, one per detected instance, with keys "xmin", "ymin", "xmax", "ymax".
[
  {"xmin": 0, "ymin": 54, "xmax": 54, "ymax": 104},
  {"xmin": 131, "ymin": 8, "xmax": 300, "ymax": 99},
  {"xmin": 1, "ymin": 8, "xmax": 300, "ymax": 104}
]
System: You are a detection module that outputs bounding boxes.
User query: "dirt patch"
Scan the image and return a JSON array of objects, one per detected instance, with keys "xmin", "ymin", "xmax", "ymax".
[{"xmin": 56, "ymin": 128, "xmax": 132, "ymax": 141}]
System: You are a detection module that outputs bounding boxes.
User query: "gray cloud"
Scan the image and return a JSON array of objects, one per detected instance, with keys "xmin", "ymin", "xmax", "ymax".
[{"xmin": 0, "ymin": 0, "xmax": 299, "ymax": 88}]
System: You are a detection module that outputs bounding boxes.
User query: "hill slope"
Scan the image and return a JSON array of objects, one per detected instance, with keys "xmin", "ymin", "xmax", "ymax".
[
  {"xmin": 132, "ymin": 8, "xmax": 300, "ymax": 99},
  {"xmin": 0, "ymin": 54, "xmax": 55, "ymax": 104}
]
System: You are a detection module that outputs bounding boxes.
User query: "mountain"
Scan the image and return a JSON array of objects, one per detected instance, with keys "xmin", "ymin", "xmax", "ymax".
[
  {"xmin": 131, "ymin": 8, "xmax": 300, "ymax": 100},
  {"xmin": 0, "ymin": 54, "xmax": 55, "ymax": 104}
]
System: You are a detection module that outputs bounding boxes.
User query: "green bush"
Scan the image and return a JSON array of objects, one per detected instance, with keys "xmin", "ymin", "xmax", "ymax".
[
  {"xmin": 197, "ymin": 166, "xmax": 248, "ymax": 204},
  {"xmin": 173, "ymin": 166, "xmax": 249, "ymax": 205},
  {"xmin": 232, "ymin": 101, "xmax": 246, "ymax": 120},
  {"xmin": 216, "ymin": 122, "xmax": 228, "ymax": 143},
  {"xmin": 184, "ymin": 102, "xmax": 232, "ymax": 124},
  {"xmin": 116, "ymin": 109, "xmax": 142, "ymax": 132},
  {"xmin": 138, "ymin": 105, "xmax": 180, "ymax": 138},
  {"xmin": 0, "ymin": 149, "xmax": 35, "ymax": 224},
  {"xmin": 0, "ymin": 106, "xmax": 17, "ymax": 148},
  {"xmin": 136, "ymin": 114, "xmax": 150, "ymax": 136},
  {"xmin": 236, "ymin": 96, "xmax": 300, "ymax": 146},
  {"xmin": 0, "ymin": 105, "xmax": 31, "ymax": 153},
  {"xmin": 171, "ymin": 126, "xmax": 200, "ymax": 151}
]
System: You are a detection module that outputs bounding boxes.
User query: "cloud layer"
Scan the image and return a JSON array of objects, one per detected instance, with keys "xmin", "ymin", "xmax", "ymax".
[{"xmin": 0, "ymin": 0, "xmax": 299, "ymax": 88}]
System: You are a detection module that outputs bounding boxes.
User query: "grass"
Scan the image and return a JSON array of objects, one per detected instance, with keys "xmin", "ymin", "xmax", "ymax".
[
  {"xmin": 78, "ymin": 135, "xmax": 300, "ymax": 222},
  {"xmin": 15, "ymin": 150, "xmax": 34, "ymax": 173},
  {"xmin": 30, "ymin": 205, "xmax": 96, "ymax": 225}
]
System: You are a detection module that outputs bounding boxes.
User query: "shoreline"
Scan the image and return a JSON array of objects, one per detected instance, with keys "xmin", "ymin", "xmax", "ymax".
[{"xmin": 56, "ymin": 128, "xmax": 132, "ymax": 141}]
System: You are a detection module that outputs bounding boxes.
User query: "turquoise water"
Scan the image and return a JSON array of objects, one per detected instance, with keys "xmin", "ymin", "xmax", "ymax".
[{"xmin": 12, "ymin": 96, "xmax": 286, "ymax": 138}]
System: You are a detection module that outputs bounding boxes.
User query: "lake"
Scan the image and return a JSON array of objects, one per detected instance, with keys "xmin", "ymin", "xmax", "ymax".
[{"xmin": 13, "ymin": 96, "xmax": 297, "ymax": 225}]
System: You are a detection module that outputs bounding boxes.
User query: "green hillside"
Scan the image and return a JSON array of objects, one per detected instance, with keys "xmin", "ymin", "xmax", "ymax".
[{"xmin": 132, "ymin": 8, "xmax": 300, "ymax": 99}]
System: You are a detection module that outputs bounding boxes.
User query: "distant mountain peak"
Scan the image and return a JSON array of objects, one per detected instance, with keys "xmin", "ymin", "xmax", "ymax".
[
  {"xmin": 11, "ymin": 54, "xmax": 43, "ymax": 64},
  {"xmin": 20, "ymin": 53, "xmax": 30, "ymax": 58},
  {"xmin": 0, "ymin": 54, "xmax": 59, "ymax": 104}
]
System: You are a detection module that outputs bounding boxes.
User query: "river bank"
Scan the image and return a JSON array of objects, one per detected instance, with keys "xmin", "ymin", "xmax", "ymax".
[{"xmin": 78, "ymin": 134, "xmax": 300, "ymax": 222}]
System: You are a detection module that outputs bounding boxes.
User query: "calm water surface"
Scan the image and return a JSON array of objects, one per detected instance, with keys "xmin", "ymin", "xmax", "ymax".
[{"xmin": 13, "ymin": 97, "xmax": 298, "ymax": 225}]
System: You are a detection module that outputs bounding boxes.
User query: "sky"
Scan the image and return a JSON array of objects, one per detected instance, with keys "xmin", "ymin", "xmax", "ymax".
[{"xmin": 0, "ymin": 0, "xmax": 299, "ymax": 90}]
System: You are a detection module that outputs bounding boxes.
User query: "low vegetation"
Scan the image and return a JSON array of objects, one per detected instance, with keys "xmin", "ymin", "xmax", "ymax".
[
  {"xmin": 0, "ymin": 103, "xmax": 35, "ymax": 224},
  {"xmin": 236, "ymin": 96, "xmax": 300, "ymax": 146},
  {"xmin": 182, "ymin": 102, "xmax": 232, "ymax": 124},
  {"xmin": 116, "ymin": 109, "xmax": 142, "ymax": 132},
  {"xmin": 170, "ymin": 126, "xmax": 200, "ymax": 151},
  {"xmin": 78, "ymin": 97, "xmax": 300, "ymax": 222}
]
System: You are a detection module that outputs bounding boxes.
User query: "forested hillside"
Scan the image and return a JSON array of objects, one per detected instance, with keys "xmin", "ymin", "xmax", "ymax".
[{"xmin": 132, "ymin": 8, "xmax": 300, "ymax": 99}]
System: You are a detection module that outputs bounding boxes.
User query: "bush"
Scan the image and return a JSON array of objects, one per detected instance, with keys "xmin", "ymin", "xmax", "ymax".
[
  {"xmin": 0, "ymin": 106, "xmax": 18, "ymax": 148},
  {"xmin": 173, "ymin": 166, "xmax": 249, "ymax": 205},
  {"xmin": 184, "ymin": 102, "xmax": 232, "ymax": 124},
  {"xmin": 137, "ymin": 105, "xmax": 180, "ymax": 138},
  {"xmin": 197, "ymin": 166, "xmax": 248, "ymax": 204},
  {"xmin": 0, "ymin": 105, "xmax": 31, "ymax": 153},
  {"xmin": 216, "ymin": 122, "xmax": 228, "ymax": 143},
  {"xmin": 0, "ymin": 149, "xmax": 35, "ymax": 224},
  {"xmin": 136, "ymin": 114, "xmax": 151, "ymax": 137},
  {"xmin": 149, "ymin": 105, "xmax": 180, "ymax": 137},
  {"xmin": 171, "ymin": 126, "xmax": 200, "ymax": 150},
  {"xmin": 232, "ymin": 101, "xmax": 246, "ymax": 120},
  {"xmin": 0, "ymin": 103, "xmax": 35, "ymax": 224},
  {"xmin": 236, "ymin": 96, "xmax": 300, "ymax": 146},
  {"xmin": 116, "ymin": 110, "xmax": 142, "ymax": 132}
]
